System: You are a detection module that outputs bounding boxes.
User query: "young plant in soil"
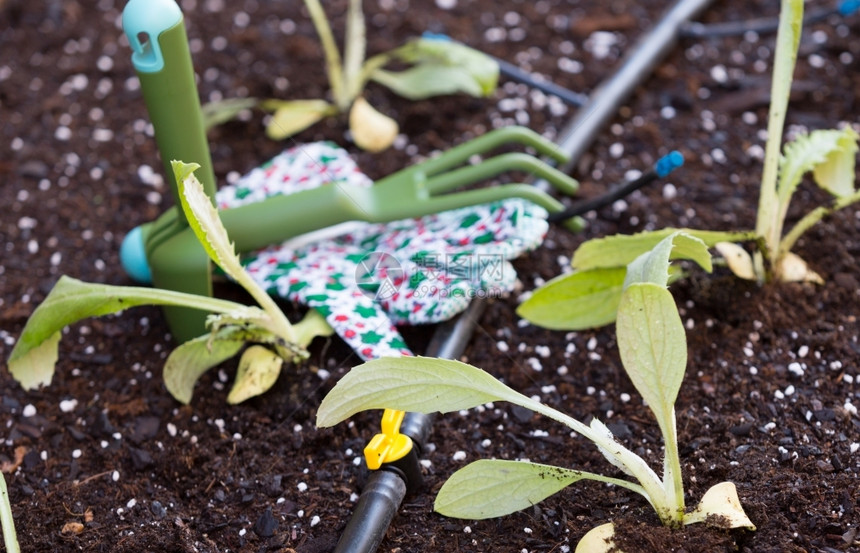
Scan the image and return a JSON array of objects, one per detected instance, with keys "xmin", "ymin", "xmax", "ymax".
[
  {"xmin": 204, "ymin": 0, "xmax": 499, "ymax": 152},
  {"xmin": 0, "ymin": 472, "xmax": 20, "ymax": 553},
  {"xmin": 317, "ymin": 232, "xmax": 755, "ymax": 551},
  {"xmin": 7, "ymin": 161, "xmax": 332, "ymax": 405},
  {"xmin": 518, "ymin": 0, "xmax": 859, "ymax": 331}
]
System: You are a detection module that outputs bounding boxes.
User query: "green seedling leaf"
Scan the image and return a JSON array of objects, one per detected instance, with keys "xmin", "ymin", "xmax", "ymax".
[
  {"xmin": 373, "ymin": 38, "xmax": 499, "ymax": 100},
  {"xmin": 811, "ymin": 128, "xmax": 859, "ymax": 198},
  {"xmin": 434, "ymin": 460, "xmax": 591, "ymax": 519},
  {"xmin": 575, "ymin": 523, "xmax": 616, "ymax": 553},
  {"xmin": 517, "ymin": 267, "xmax": 626, "ymax": 330},
  {"xmin": 373, "ymin": 65, "xmax": 486, "ymax": 100},
  {"xmin": 523, "ymin": 233, "xmax": 710, "ymax": 331},
  {"xmin": 317, "ymin": 356, "xmax": 590, "ymax": 441},
  {"xmin": 589, "ymin": 418, "xmax": 636, "ymax": 478},
  {"xmin": 572, "ymin": 229, "xmax": 754, "ymax": 271},
  {"xmin": 623, "ymin": 232, "xmax": 711, "ymax": 289},
  {"xmin": 0, "ymin": 472, "xmax": 20, "ymax": 553},
  {"xmin": 316, "ymin": 356, "xmax": 527, "ymax": 427},
  {"xmin": 779, "ymin": 128, "xmax": 860, "ymax": 211},
  {"xmin": 292, "ymin": 309, "xmax": 335, "ymax": 345},
  {"xmin": 755, "ymin": 0, "xmax": 803, "ymax": 256},
  {"xmin": 714, "ymin": 242, "xmax": 757, "ymax": 280},
  {"xmin": 342, "ymin": 0, "xmax": 366, "ymax": 102},
  {"xmin": 201, "ymin": 97, "xmax": 259, "ymax": 131},
  {"xmin": 317, "ymin": 356, "xmax": 665, "ymax": 504},
  {"xmin": 7, "ymin": 332, "xmax": 60, "ymax": 394},
  {"xmin": 175, "ymin": 162, "xmax": 297, "ymax": 342},
  {"xmin": 7, "ymin": 276, "xmax": 243, "ymax": 390},
  {"xmin": 163, "ymin": 330, "xmax": 245, "ymax": 404},
  {"xmin": 174, "ymin": 160, "xmax": 234, "ymax": 273},
  {"xmin": 262, "ymin": 99, "xmax": 336, "ymax": 140},
  {"xmin": 684, "ymin": 482, "xmax": 756, "ymax": 530},
  {"xmin": 616, "ymin": 282, "xmax": 687, "ymax": 436},
  {"xmin": 303, "ymin": 0, "xmax": 346, "ymax": 108},
  {"xmin": 349, "ymin": 96, "xmax": 399, "ymax": 152},
  {"xmin": 227, "ymin": 345, "xmax": 284, "ymax": 404}
]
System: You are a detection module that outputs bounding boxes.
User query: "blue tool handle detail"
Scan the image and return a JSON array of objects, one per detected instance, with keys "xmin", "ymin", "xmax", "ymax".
[
  {"xmin": 120, "ymin": 225, "xmax": 153, "ymax": 283},
  {"xmin": 122, "ymin": 0, "xmax": 183, "ymax": 73},
  {"xmin": 839, "ymin": 0, "xmax": 860, "ymax": 15},
  {"xmin": 655, "ymin": 150, "xmax": 684, "ymax": 178},
  {"xmin": 122, "ymin": 0, "xmax": 217, "ymax": 220}
]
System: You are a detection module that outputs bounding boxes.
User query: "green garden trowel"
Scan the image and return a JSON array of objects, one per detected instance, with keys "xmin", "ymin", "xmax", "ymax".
[{"xmin": 120, "ymin": 0, "xmax": 582, "ymax": 343}]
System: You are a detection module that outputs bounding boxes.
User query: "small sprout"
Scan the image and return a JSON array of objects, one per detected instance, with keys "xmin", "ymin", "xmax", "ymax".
[
  {"xmin": 519, "ymin": 0, "xmax": 858, "ymax": 332},
  {"xmin": 0, "ymin": 472, "xmax": 20, "ymax": 553},
  {"xmin": 7, "ymin": 163, "xmax": 333, "ymax": 404},
  {"xmin": 203, "ymin": 1, "xmax": 499, "ymax": 151},
  {"xmin": 317, "ymin": 232, "xmax": 754, "ymax": 549}
]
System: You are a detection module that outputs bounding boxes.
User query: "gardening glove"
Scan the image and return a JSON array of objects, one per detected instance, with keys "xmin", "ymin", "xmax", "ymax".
[{"xmin": 216, "ymin": 142, "xmax": 548, "ymax": 359}]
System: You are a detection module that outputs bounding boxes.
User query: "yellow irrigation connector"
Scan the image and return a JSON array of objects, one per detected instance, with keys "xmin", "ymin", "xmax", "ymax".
[{"xmin": 363, "ymin": 409, "xmax": 413, "ymax": 470}]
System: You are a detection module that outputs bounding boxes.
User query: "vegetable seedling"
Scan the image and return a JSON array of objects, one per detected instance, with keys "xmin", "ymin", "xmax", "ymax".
[
  {"xmin": 0, "ymin": 472, "xmax": 20, "ymax": 553},
  {"xmin": 7, "ymin": 162, "xmax": 333, "ymax": 405},
  {"xmin": 204, "ymin": 0, "xmax": 499, "ymax": 152},
  {"xmin": 518, "ymin": 0, "xmax": 859, "ymax": 331},
  {"xmin": 317, "ymin": 232, "xmax": 755, "ymax": 551}
]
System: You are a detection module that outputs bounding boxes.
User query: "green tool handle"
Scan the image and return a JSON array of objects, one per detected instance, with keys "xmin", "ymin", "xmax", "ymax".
[{"xmin": 135, "ymin": 20, "xmax": 216, "ymax": 224}]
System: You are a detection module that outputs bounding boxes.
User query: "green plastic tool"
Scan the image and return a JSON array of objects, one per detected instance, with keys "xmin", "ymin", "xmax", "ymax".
[{"xmin": 121, "ymin": 0, "xmax": 581, "ymax": 343}]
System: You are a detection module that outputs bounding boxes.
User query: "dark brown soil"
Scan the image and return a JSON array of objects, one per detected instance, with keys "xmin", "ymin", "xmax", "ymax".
[{"xmin": 2, "ymin": 0, "xmax": 859, "ymax": 552}]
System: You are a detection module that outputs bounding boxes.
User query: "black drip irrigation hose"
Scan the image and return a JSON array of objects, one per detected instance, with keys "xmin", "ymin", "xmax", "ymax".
[
  {"xmin": 335, "ymin": 0, "xmax": 717, "ymax": 550},
  {"xmin": 547, "ymin": 151, "xmax": 683, "ymax": 224},
  {"xmin": 457, "ymin": 1, "xmax": 859, "ymax": 110},
  {"xmin": 331, "ymin": 301, "xmax": 486, "ymax": 553},
  {"xmin": 680, "ymin": 0, "xmax": 860, "ymax": 39}
]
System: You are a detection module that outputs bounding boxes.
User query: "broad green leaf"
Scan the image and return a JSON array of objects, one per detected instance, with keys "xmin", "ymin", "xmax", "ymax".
[
  {"xmin": 317, "ymin": 356, "xmax": 594, "ymax": 438},
  {"xmin": 316, "ymin": 356, "xmax": 529, "ymax": 427},
  {"xmin": 572, "ymin": 229, "xmax": 755, "ymax": 271},
  {"xmin": 373, "ymin": 66, "xmax": 486, "ymax": 100},
  {"xmin": 163, "ymin": 331, "xmax": 245, "ymax": 404},
  {"xmin": 714, "ymin": 242, "xmax": 757, "ymax": 280},
  {"xmin": 8, "ymin": 331, "xmax": 60, "ymax": 391},
  {"xmin": 227, "ymin": 345, "xmax": 284, "ymax": 404},
  {"xmin": 684, "ymin": 482, "xmax": 756, "ymax": 530},
  {"xmin": 201, "ymin": 97, "xmax": 259, "ymax": 131},
  {"xmin": 780, "ymin": 128, "xmax": 859, "ymax": 209},
  {"xmin": 623, "ymin": 232, "xmax": 711, "ymax": 289},
  {"xmin": 616, "ymin": 283, "xmax": 687, "ymax": 436},
  {"xmin": 373, "ymin": 37, "xmax": 499, "ymax": 99},
  {"xmin": 434, "ymin": 460, "xmax": 591, "ymax": 519},
  {"xmin": 316, "ymin": 357, "xmax": 667, "ymax": 505},
  {"xmin": 262, "ymin": 99, "xmax": 336, "ymax": 140},
  {"xmin": 517, "ymin": 267, "xmax": 625, "ymax": 330},
  {"xmin": 7, "ymin": 276, "xmax": 243, "ymax": 390},
  {"xmin": 811, "ymin": 127, "xmax": 859, "ymax": 198},
  {"xmin": 575, "ymin": 523, "xmax": 616, "ymax": 553},
  {"xmin": 349, "ymin": 97, "xmax": 399, "ymax": 152}
]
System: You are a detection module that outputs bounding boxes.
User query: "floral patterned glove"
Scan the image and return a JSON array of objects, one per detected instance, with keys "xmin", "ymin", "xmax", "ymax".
[{"xmin": 216, "ymin": 142, "xmax": 548, "ymax": 359}]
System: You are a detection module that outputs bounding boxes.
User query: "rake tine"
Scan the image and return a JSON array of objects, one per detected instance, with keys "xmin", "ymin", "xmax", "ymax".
[{"xmin": 422, "ymin": 152, "xmax": 579, "ymax": 196}]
